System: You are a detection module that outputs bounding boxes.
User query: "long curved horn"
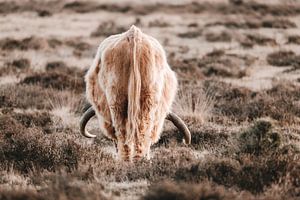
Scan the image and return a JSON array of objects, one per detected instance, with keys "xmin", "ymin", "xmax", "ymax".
[
  {"xmin": 80, "ymin": 106, "xmax": 97, "ymax": 138},
  {"xmin": 80, "ymin": 106, "xmax": 191, "ymax": 144},
  {"xmin": 166, "ymin": 113, "xmax": 191, "ymax": 144}
]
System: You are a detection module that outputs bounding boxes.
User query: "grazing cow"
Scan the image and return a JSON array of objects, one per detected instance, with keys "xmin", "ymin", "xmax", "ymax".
[{"xmin": 80, "ymin": 25, "xmax": 190, "ymax": 162}]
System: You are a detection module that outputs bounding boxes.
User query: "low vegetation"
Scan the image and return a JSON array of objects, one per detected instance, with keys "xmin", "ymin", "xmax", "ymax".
[{"xmin": 0, "ymin": 0, "xmax": 299, "ymax": 199}]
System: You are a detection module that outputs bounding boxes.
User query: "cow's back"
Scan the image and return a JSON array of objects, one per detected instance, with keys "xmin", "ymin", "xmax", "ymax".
[{"xmin": 99, "ymin": 26, "xmax": 163, "ymax": 98}]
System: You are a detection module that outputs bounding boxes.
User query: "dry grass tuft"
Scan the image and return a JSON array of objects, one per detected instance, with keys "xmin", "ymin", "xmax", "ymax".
[{"xmin": 175, "ymin": 83, "xmax": 215, "ymax": 123}]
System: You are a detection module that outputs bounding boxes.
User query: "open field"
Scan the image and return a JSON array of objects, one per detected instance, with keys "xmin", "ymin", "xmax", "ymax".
[{"xmin": 0, "ymin": 0, "xmax": 300, "ymax": 199}]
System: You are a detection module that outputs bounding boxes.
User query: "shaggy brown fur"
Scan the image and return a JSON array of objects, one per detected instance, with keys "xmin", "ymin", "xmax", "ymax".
[{"xmin": 85, "ymin": 26, "xmax": 177, "ymax": 161}]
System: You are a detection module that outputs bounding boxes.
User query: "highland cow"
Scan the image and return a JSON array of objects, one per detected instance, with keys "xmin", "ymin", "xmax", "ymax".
[{"xmin": 80, "ymin": 25, "xmax": 190, "ymax": 162}]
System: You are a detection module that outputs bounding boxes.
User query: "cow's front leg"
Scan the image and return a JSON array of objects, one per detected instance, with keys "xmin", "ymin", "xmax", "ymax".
[
  {"xmin": 117, "ymin": 131, "xmax": 133, "ymax": 162},
  {"xmin": 109, "ymin": 96, "xmax": 133, "ymax": 162},
  {"xmin": 133, "ymin": 88, "xmax": 160, "ymax": 161}
]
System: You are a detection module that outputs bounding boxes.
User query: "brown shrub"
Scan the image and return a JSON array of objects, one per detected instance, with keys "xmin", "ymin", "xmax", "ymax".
[
  {"xmin": 0, "ymin": 1, "xmax": 59, "ymax": 16},
  {"xmin": 153, "ymin": 130, "xmax": 184, "ymax": 148},
  {"xmin": 35, "ymin": 172, "xmax": 109, "ymax": 200},
  {"xmin": 0, "ymin": 85, "xmax": 53, "ymax": 110},
  {"xmin": 2, "ymin": 1, "xmax": 300, "ymax": 17},
  {"xmin": 0, "ymin": 189, "xmax": 42, "ymax": 200},
  {"xmin": 268, "ymin": 82, "xmax": 300, "ymax": 99},
  {"xmin": 10, "ymin": 58, "xmax": 31, "ymax": 70},
  {"xmin": 90, "ymin": 21, "xmax": 126, "ymax": 37},
  {"xmin": 47, "ymin": 38, "xmax": 91, "ymax": 54},
  {"xmin": 156, "ymin": 124, "xmax": 230, "ymax": 150},
  {"xmin": 238, "ymin": 120, "xmax": 281, "ymax": 155},
  {"xmin": 63, "ymin": 1, "xmax": 101, "ymax": 13},
  {"xmin": 208, "ymin": 81, "xmax": 300, "ymax": 123},
  {"xmin": 21, "ymin": 71, "xmax": 85, "ymax": 93},
  {"xmin": 11, "ymin": 112, "xmax": 53, "ymax": 133},
  {"xmin": 168, "ymin": 55, "xmax": 204, "ymax": 80},
  {"xmin": 148, "ymin": 19, "xmax": 170, "ymax": 27},
  {"xmin": 175, "ymin": 148, "xmax": 299, "ymax": 194},
  {"xmin": 262, "ymin": 19, "xmax": 296, "ymax": 29},
  {"xmin": 238, "ymin": 148, "xmax": 299, "ymax": 194},
  {"xmin": 111, "ymin": 147, "xmax": 196, "ymax": 182},
  {"xmin": 143, "ymin": 181, "xmax": 243, "ymax": 200},
  {"xmin": 0, "ymin": 37, "xmax": 49, "ymax": 51},
  {"xmin": 0, "ymin": 58, "xmax": 31, "ymax": 76},
  {"xmin": 170, "ymin": 50, "xmax": 254, "ymax": 79},
  {"xmin": 287, "ymin": 35, "xmax": 300, "ymax": 44},
  {"xmin": 45, "ymin": 61, "xmax": 85, "ymax": 77},
  {"xmin": 0, "ymin": 115, "xmax": 82, "ymax": 173},
  {"xmin": 65, "ymin": 39, "xmax": 91, "ymax": 51},
  {"xmin": 0, "ymin": 113, "xmax": 24, "ymax": 138},
  {"xmin": 207, "ymin": 18, "xmax": 296, "ymax": 29},
  {"xmin": 240, "ymin": 34, "xmax": 277, "ymax": 47},
  {"xmin": 199, "ymin": 50, "xmax": 254, "ymax": 78},
  {"xmin": 0, "ymin": 84, "xmax": 83, "ymax": 111},
  {"xmin": 47, "ymin": 38, "xmax": 63, "ymax": 48},
  {"xmin": 190, "ymin": 129, "xmax": 230, "ymax": 150},
  {"xmin": 267, "ymin": 50, "xmax": 300, "ymax": 68},
  {"xmin": 76, "ymin": 146, "xmax": 195, "ymax": 183},
  {"xmin": 175, "ymin": 157, "xmax": 239, "ymax": 185},
  {"xmin": 205, "ymin": 31, "xmax": 232, "ymax": 42},
  {"xmin": 45, "ymin": 61, "xmax": 68, "ymax": 71},
  {"xmin": 37, "ymin": 9, "xmax": 52, "ymax": 17},
  {"xmin": 65, "ymin": 2, "xmax": 131, "ymax": 14},
  {"xmin": 0, "ymin": 172, "xmax": 109, "ymax": 200},
  {"xmin": 224, "ymin": 1, "xmax": 300, "ymax": 16},
  {"xmin": 177, "ymin": 30, "xmax": 202, "ymax": 38},
  {"xmin": 0, "ymin": 2, "xmax": 18, "ymax": 14},
  {"xmin": 0, "ymin": 36, "xmax": 91, "ymax": 53}
]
